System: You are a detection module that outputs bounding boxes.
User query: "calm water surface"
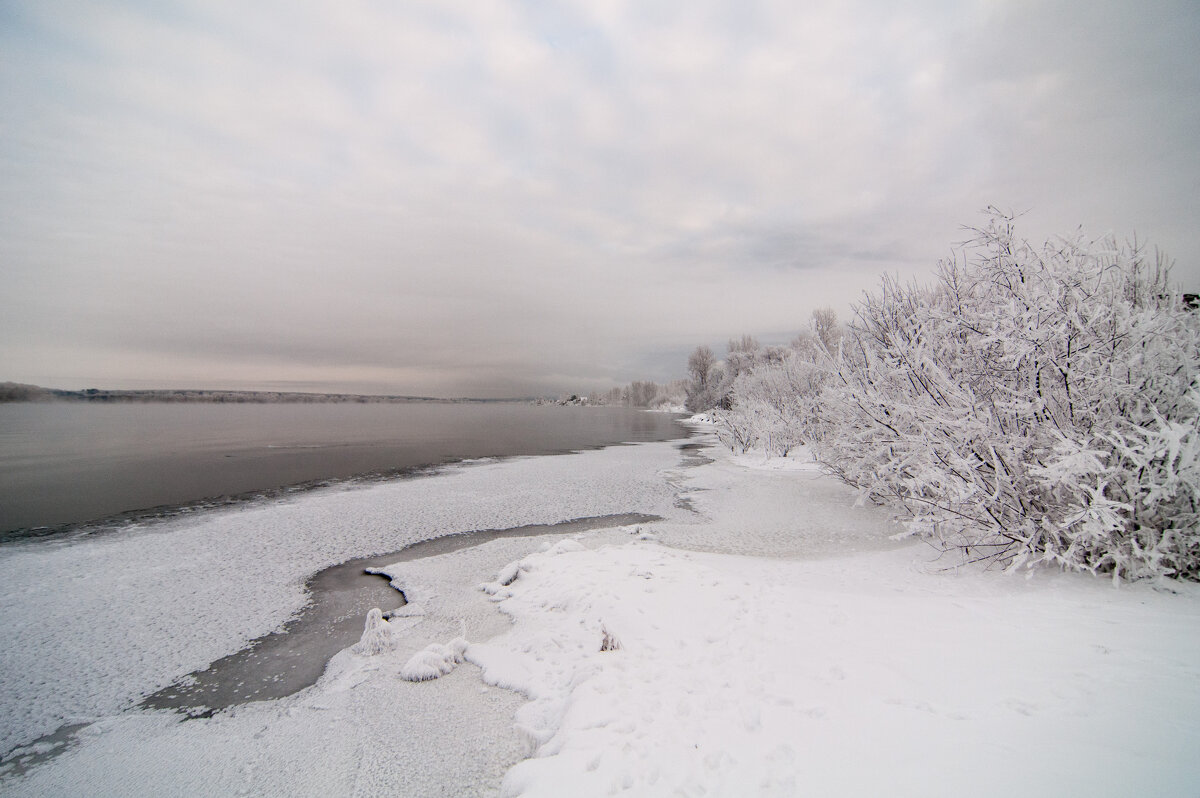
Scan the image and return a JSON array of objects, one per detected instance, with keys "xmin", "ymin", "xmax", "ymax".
[{"xmin": 0, "ymin": 402, "xmax": 686, "ymax": 536}]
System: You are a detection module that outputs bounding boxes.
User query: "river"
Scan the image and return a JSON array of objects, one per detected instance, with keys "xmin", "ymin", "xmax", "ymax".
[{"xmin": 0, "ymin": 401, "xmax": 686, "ymax": 537}]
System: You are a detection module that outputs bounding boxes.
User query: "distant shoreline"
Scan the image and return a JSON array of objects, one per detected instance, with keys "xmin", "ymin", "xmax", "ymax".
[{"xmin": 0, "ymin": 382, "xmax": 531, "ymax": 404}]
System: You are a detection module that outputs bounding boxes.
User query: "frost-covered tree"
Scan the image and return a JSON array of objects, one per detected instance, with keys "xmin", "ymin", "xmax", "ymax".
[
  {"xmin": 713, "ymin": 335, "xmax": 760, "ymax": 410},
  {"xmin": 714, "ymin": 313, "xmax": 839, "ymax": 456},
  {"xmin": 811, "ymin": 307, "xmax": 843, "ymax": 354},
  {"xmin": 685, "ymin": 345, "xmax": 719, "ymax": 411},
  {"xmin": 820, "ymin": 212, "xmax": 1199, "ymax": 580},
  {"xmin": 629, "ymin": 380, "xmax": 659, "ymax": 408},
  {"xmin": 722, "ymin": 349, "xmax": 830, "ymax": 456}
]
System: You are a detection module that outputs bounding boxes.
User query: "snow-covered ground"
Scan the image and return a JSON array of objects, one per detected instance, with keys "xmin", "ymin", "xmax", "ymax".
[
  {"xmin": 3, "ymin": 428, "xmax": 1199, "ymax": 796},
  {"xmin": 468, "ymin": 431, "xmax": 1200, "ymax": 796},
  {"xmin": 0, "ymin": 441, "xmax": 684, "ymax": 794}
]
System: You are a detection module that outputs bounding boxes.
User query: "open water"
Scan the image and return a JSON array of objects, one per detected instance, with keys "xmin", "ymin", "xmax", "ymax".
[{"xmin": 0, "ymin": 401, "xmax": 686, "ymax": 538}]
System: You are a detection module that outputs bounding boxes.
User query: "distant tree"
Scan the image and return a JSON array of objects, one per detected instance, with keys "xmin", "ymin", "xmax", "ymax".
[
  {"xmin": 707, "ymin": 335, "xmax": 760, "ymax": 410},
  {"xmin": 685, "ymin": 345, "xmax": 718, "ymax": 411},
  {"xmin": 725, "ymin": 335, "xmax": 760, "ymax": 378},
  {"xmin": 0, "ymin": 382, "xmax": 51, "ymax": 402},
  {"xmin": 629, "ymin": 380, "xmax": 658, "ymax": 407},
  {"xmin": 811, "ymin": 307, "xmax": 843, "ymax": 354}
]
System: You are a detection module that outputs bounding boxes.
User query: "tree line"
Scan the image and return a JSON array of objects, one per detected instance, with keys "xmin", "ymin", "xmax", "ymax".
[
  {"xmin": 683, "ymin": 211, "xmax": 1199, "ymax": 581},
  {"xmin": 557, "ymin": 379, "xmax": 689, "ymax": 409}
]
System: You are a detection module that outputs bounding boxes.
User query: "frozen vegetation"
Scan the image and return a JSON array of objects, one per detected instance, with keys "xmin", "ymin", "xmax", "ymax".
[{"xmin": 702, "ymin": 213, "xmax": 1200, "ymax": 582}]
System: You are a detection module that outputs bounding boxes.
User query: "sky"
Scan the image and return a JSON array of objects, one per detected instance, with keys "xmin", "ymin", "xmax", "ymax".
[{"xmin": 2, "ymin": 0, "xmax": 1198, "ymax": 398}]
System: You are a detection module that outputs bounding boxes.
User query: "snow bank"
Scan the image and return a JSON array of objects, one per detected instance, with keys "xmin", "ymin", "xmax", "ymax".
[{"xmin": 474, "ymin": 538, "xmax": 1200, "ymax": 797}]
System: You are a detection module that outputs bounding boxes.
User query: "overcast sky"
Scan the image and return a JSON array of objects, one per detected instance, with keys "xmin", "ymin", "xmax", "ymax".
[{"xmin": 2, "ymin": 0, "xmax": 1197, "ymax": 397}]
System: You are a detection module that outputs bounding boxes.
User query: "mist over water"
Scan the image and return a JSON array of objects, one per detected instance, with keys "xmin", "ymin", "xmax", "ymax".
[{"xmin": 0, "ymin": 402, "xmax": 686, "ymax": 536}]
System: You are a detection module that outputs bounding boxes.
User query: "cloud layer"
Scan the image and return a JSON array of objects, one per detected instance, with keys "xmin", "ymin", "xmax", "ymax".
[{"xmin": 3, "ymin": 0, "xmax": 1198, "ymax": 396}]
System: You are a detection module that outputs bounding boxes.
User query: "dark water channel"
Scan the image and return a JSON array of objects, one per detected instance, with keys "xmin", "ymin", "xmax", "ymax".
[
  {"xmin": 2, "ymin": 513, "xmax": 664, "ymax": 777},
  {"xmin": 140, "ymin": 512, "xmax": 660, "ymax": 717}
]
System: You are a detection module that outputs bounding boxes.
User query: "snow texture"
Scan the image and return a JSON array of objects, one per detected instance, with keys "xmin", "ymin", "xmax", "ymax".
[
  {"xmin": 0, "ymin": 440, "xmax": 683, "ymax": 785},
  {"xmin": 471, "ymin": 459, "xmax": 1200, "ymax": 796},
  {"xmin": 5, "ymin": 430, "xmax": 1200, "ymax": 798}
]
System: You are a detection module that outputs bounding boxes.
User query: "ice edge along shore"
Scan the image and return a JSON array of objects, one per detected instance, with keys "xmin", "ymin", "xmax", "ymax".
[{"xmin": 4, "ymin": 425, "xmax": 1200, "ymax": 797}]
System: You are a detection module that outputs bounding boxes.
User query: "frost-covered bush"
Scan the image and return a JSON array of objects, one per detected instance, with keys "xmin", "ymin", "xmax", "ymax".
[
  {"xmin": 820, "ymin": 212, "xmax": 1199, "ymax": 580},
  {"xmin": 399, "ymin": 637, "xmax": 469, "ymax": 682},
  {"xmin": 354, "ymin": 608, "xmax": 393, "ymax": 656},
  {"xmin": 723, "ymin": 347, "xmax": 834, "ymax": 456},
  {"xmin": 715, "ymin": 315, "xmax": 840, "ymax": 456},
  {"xmin": 713, "ymin": 407, "xmax": 759, "ymax": 453}
]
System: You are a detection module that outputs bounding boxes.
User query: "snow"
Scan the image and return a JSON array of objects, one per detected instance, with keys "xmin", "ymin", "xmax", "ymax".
[
  {"xmin": 728, "ymin": 444, "xmax": 822, "ymax": 472},
  {"xmin": 0, "ymin": 440, "xmax": 683, "ymax": 792},
  {"xmin": 399, "ymin": 638, "xmax": 468, "ymax": 682},
  {"xmin": 4, "ymin": 428, "xmax": 1199, "ymax": 797},
  {"xmin": 474, "ymin": 540, "xmax": 1200, "ymax": 797},
  {"xmin": 462, "ymin": 434, "xmax": 1200, "ymax": 796},
  {"xmin": 352, "ymin": 609, "xmax": 394, "ymax": 656}
]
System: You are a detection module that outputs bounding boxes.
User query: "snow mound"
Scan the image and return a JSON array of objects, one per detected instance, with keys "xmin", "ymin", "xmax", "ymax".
[
  {"xmin": 481, "ymin": 559, "xmax": 526, "ymax": 596},
  {"xmin": 542, "ymin": 539, "xmax": 585, "ymax": 556},
  {"xmin": 399, "ymin": 637, "xmax": 469, "ymax": 682},
  {"xmin": 496, "ymin": 560, "xmax": 522, "ymax": 586},
  {"xmin": 621, "ymin": 524, "xmax": 658, "ymax": 541},
  {"xmin": 482, "ymin": 541, "xmax": 587, "ymax": 595},
  {"xmin": 352, "ymin": 608, "xmax": 393, "ymax": 656}
]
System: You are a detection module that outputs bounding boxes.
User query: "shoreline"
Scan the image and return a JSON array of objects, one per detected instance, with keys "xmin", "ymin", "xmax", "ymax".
[
  {"xmin": 139, "ymin": 512, "xmax": 662, "ymax": 718},
  {"xmin": 0, "ymin": 434, "xmax": 694, "ymax": 787},
  {"xmin": 5, "ymin": 430, "xmax": 1198, "ymax": 795}
]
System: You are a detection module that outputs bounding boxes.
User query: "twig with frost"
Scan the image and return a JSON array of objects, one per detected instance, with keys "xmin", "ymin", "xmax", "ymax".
[{"xmin": 600, "ymin": 624, "xmax": 621, "ymax": 652}]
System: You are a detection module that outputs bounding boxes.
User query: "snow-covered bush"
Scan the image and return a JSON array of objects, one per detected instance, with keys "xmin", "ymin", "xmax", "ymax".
[
  {"xmin": 354, "ymin": 608, "xmax": 394, "ymax": 656},
  {"xmin": 820, "ymin": 212, "xmax": 1199, "ymax": 580},
  {"xmin": 713, "ymin": 407, "xmax": 759, "ymax": 453},
  {"xmin": 715, "ymin": 315, "xmax": 840, "ymax": 456},
  {"xmin": 723, "ymin": 347, "xmax": 834, "ymax": 456},
  {"xmin": 399, "ymin": 637, "xmax": 469, "ymax": 682}
]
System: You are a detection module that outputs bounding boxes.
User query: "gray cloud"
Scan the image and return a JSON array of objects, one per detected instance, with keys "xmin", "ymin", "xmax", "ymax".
[{"xmin": 2, "ymin": 0, "xmax": 1197, "ymax": 396}]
